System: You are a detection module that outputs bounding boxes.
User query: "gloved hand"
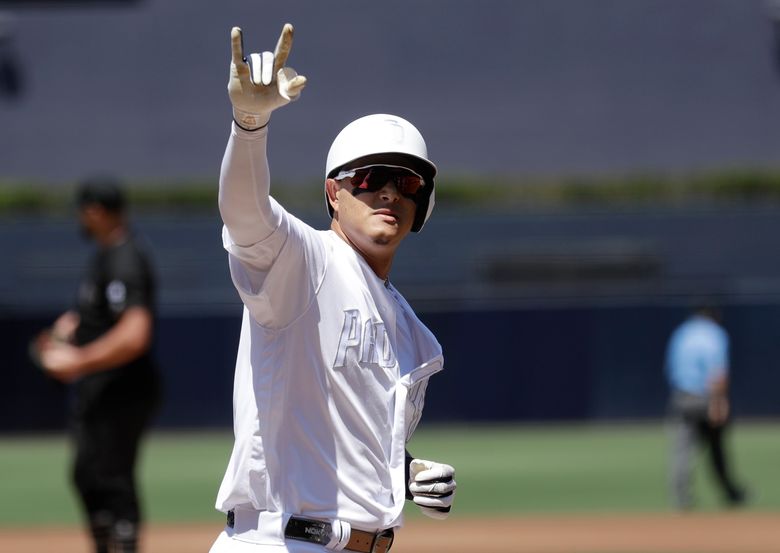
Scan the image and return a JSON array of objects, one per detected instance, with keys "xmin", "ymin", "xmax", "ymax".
[
  {"xmin": 408, "ymin": 458, "xmax": 456, "ymax": 520},
  {"xmin": 228, "ymin": 23, "xmax": 307, "ymax": 131}
]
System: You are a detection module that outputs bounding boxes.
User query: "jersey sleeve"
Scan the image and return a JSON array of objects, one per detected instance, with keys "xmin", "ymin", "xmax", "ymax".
[
  {"xmin": 105, "ymin": 246, "xmax": 154, "ymax": 317},
  {"xmin": 223, "ymin": 209, "xmax": 327, "ymax": 329}
]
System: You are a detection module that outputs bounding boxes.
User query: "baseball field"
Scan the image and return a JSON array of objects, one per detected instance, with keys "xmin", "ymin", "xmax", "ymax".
[{"xmin": 2, "ymin": 421, "xmax": 779, "ymax": 552}]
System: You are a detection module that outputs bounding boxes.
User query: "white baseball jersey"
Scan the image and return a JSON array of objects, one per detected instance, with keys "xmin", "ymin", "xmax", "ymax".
[{"xmin": 215, "ymin": 124, "xmax": 444, "ymax": 534}]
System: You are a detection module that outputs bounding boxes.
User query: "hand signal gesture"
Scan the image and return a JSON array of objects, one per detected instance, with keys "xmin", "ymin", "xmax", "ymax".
[{"xmin": 228, "ymin": 24, "xmax": 307, "ymax": 130}]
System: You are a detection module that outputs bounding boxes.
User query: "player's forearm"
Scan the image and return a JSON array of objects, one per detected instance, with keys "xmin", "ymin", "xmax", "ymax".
[
  {"xmin": 218, "ymin": 124, "xmax": 281, "ymax": 246},
  {"xmin": 710, "ymin": 372, "xmax": 728, "ymax": 396},
  {"xmin": 77, "ymin": 307, "xmax": 153, "ymax": 374},
  {"xmin": 707, "ymin": 372, "xmax": 730, "ymax": 424}
]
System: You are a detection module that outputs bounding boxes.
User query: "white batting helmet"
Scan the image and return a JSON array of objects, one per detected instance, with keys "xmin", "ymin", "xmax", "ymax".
[{"xmin": 325, "ymin": 114, "xmax": 437, "ymax": 232}]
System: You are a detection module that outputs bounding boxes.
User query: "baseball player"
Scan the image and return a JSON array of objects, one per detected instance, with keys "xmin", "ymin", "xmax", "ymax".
[
  {"xmin": 33, "ymin": 177, "xmax": 162, "ymax": 553},
  {"xmin": 210, "ymin": 23, "xmax": 456, "ymax": 553}
]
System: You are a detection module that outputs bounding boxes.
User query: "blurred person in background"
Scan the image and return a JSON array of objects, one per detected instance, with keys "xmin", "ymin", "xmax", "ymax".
[
  {"xmin": 664, "ymin": 302, "xmax": 748, "ymax": 511},
  {"xmin": 32, "ymin": 177, "xmax": 162, "ymax": 553}
]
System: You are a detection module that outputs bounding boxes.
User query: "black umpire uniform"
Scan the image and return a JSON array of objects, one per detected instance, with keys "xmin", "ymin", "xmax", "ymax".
[{"xmin": 70, "ymin": 180, "xmax": 162, "ymax": 553}]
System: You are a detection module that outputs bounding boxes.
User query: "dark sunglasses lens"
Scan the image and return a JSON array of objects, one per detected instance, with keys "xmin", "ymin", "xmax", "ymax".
[
  {"xmin": 351, "ymin": 168, "xmax": 372, "ymax": 189},
  {"xmin": 397, "ymin": 175, "xmax": 423, "ymax": 196},
  {"xmin": 365, "ymin": 168, "xmax": 391, "ymax": 191},
  {"xmin": 352, "ymin": 167, "xmax": 424, "ymax": 196}
]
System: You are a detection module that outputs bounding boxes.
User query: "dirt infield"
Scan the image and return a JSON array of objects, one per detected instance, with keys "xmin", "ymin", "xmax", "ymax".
[{"xmin": 1, "ymin": 512, "xmax": 778, "ymax": 553}]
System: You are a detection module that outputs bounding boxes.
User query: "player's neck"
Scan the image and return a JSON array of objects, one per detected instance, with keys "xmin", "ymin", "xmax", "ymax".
[
  {"xmin": 330, "ymin": 220, "xmax": 395, "ymax": 281},
  {"xmin": 350, "ymin": 242, "xmax": 395, "ymax": 282},
  {"xmin": 361, "ymin": 253, "xmax": 393, "ymax": 282}
]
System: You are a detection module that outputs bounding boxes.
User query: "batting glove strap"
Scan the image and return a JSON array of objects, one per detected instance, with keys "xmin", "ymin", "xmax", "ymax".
[{"xmin": 232, "ymin": 108, "xmax": 270, "ymax": 132}]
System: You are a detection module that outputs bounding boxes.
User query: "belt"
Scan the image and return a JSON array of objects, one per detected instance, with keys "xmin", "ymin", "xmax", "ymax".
[{"xmin": 227, "ymin": 511, "xmax": 394, "ymax": 553}]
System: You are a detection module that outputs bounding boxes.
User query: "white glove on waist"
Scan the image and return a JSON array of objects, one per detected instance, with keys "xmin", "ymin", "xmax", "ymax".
[
  {"xmin": 228, "ymin": 24, "xmax": 307, "ymax": 130},
  {"xmin": 409, "ymin": 458, "xmax": 456, "ymax": 520}
]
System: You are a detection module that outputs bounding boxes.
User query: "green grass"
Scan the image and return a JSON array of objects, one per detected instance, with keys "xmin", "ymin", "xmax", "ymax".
[
  {"xmin": 0, "ymin": 436, "xmax": 80, "ymax": 525},
  {"xmin": 1, "ymin": 421, "xmax": 778, "ymax": 527},
  {"xmin": 406, "ymin": 422, "xmax": 780, "ymax": 516}
]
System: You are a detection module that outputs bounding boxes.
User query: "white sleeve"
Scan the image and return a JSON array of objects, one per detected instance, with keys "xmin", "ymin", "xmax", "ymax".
[
  {"xmin": 218, "ymin": 122, "xmax": 327, "ymax": 328},
  {"xmin": 218, "ymin": 122, "xmax": 281, "ymax": 247},
  {"xmin": 223, "ymin": 216, "xmax": 327, "ymax": 329}
]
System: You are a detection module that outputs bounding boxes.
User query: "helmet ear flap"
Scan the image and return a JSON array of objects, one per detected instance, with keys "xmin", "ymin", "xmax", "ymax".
[{"xmin": 412, "ymin": 182, "xmax": 435, "ymax": 232}]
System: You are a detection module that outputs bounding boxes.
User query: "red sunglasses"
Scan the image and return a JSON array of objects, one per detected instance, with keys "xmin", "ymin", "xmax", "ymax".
[{"xmin": 335, "ymin": 165, "xmax": 425, "ymax": 198}]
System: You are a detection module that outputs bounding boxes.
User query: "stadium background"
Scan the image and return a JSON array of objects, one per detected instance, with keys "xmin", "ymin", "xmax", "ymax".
[{"xmin": 2, "ymin": 1, "xmax": 780, "ymax": 551}]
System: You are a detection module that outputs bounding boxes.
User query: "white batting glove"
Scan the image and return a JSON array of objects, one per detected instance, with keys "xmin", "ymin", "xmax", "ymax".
[
  {"xmin": 409, "ymin": 459, "xmax": 456, "ymax": 520},
  {"xmin": 228, "ymin": 24, "xmax": 307, "ymax": 131}
]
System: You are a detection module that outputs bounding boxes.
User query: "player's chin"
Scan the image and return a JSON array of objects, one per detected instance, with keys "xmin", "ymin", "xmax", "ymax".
[{"xmin": 369, "ymin": 222, "xmax": 408, "ymax": 245}]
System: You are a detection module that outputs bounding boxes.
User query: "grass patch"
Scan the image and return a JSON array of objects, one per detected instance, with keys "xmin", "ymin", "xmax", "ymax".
[{"xmin": 1, "ymin": 421, "xmax": 777, "ymax": 527}]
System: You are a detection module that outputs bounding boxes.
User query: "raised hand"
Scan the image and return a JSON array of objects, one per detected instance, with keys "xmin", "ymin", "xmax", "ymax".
[{"xmin": 228, "ymin": 24, "xmax": 307, "ymax": 131}]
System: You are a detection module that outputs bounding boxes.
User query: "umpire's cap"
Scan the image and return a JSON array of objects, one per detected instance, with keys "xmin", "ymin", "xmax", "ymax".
[{"xmin": 75, "ymin": 176, "xmax": 126, "ymax": 213}]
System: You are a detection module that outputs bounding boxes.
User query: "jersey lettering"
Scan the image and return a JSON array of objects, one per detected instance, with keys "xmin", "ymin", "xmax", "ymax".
[
  {"xmin": 360, "ymin": 317, "xmax": 379, "ymax": 365},
  {"xmin": 333, "ymin": 309, "xmax": 361, "ymax": 368},
  {"xmin": 334, "ymin": 309, "xmax": 396, "ymax": 369}
]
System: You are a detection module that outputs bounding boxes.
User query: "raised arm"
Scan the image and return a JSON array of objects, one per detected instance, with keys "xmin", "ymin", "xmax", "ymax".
[{"xmin": 218, "ymin": 24, "xmax": 307, "ymax": 246}]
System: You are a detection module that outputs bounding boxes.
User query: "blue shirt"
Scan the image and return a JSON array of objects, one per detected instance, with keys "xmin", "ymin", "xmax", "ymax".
[{"xmin": 665, "ymin": 315, "xmax": 729, "ymax": 396}]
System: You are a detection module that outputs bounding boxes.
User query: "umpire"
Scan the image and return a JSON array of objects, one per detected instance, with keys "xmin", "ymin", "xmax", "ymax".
[
  {"xmin": 34, "ymin": 177, "xmax": 162, "ymax": 553},
  {"xmin": 664, "ymin": 303, "xmax": 747, "ymax": 510}
]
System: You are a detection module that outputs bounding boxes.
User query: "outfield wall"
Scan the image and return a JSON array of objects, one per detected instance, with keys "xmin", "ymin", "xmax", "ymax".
[
  {"xmin": 4, "ymin": 302, "xmax": 778, "ymax": 432},
  {"xmin": 5, "ymin": 208, "xmax": 780, "ymax": 431}
]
